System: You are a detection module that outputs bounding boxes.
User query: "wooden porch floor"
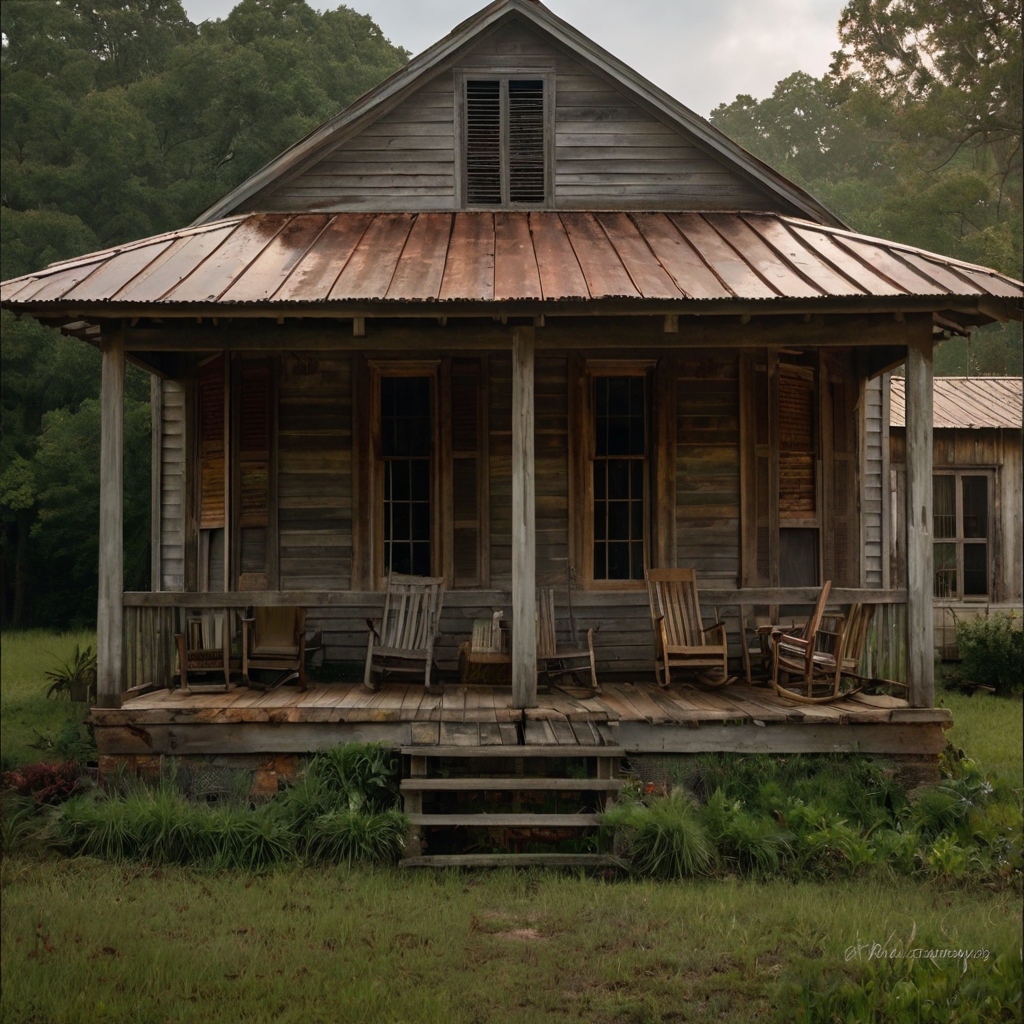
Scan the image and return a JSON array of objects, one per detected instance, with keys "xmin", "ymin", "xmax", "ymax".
[{"xmin": 92, "ymin": 682, "xmax": 952, "ymax": 757}]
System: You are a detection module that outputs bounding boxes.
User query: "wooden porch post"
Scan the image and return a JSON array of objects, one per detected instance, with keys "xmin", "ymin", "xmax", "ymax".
[
  {"xmin": 511, "ymin": 326, "xmax": 537, "ymax": 709},
  {"xmin": 97, "ymin": 330, "xmax": 125, "ymax": 708},
  {"xmin": 905, "ymin": 325, "xmax": 934, "ymax": 708}
]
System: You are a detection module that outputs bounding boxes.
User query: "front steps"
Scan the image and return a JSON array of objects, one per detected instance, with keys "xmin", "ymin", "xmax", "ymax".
[{"xmin": 399, "ymin": 745, "xmax": 625, "ymax": 868}]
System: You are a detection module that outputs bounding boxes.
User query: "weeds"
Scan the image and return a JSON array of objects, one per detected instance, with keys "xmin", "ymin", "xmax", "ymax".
[{"xmin": 953, "ymin": 612, "xmax": 1023, "ymax": 696}]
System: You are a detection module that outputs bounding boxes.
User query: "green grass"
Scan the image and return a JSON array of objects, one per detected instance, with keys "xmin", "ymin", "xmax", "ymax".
[
  {"xmin": 1, "ymin": 858, "xmax": 1020, "ymax": 1024},
  {"xmin": 1, "ymin": 630, "xmax": 95, "ymax": 769},
  {"xmin": 939, "ymin": 689, "xmax": 1024, "ymax": 788}
]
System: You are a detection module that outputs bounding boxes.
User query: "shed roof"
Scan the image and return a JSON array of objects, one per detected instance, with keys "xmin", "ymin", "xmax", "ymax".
[
  {"xmin": 890, "ymin": 376, "xmax": 1023, "ymax": 429},
  {"xmin": 2, "ymin": 211, "xmax": 1021, "ymax": 321}
]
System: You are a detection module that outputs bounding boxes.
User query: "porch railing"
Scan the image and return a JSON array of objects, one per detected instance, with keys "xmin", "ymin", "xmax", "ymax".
[{"xmin": 120, "ymin": 588, "xmax": 909, "ymax": 692}]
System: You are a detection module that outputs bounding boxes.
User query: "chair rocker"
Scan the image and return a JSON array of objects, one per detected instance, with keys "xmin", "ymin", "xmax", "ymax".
[
  {"xmin": 536, "ymin": 587, "xmax": 600, "ymax": 693},
  {"xmin": 364, "ymin": 572, "xmax": 445, "ymax": 690},
  {"xmin": 646, "ymin": 568, "xmax": 733, "ymax": 688},
  {"xmin": 242, "ymin": 606, "xmax": 308, "ymax": 691}
]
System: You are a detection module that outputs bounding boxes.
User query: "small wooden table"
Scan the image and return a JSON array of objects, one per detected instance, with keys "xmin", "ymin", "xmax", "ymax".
[{"xmin": 457, "ymin": 642, "xmax": 511, "ymax": 685}]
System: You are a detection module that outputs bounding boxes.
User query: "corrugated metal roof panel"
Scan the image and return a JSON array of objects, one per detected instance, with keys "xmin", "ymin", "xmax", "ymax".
[
  {"xmin": 890, "ymin": 376, "xmax": 1023, "ymax": 429},
  {"xmin": 3, "ymin": 211, "xmax": 1022, "ymax": 313}
]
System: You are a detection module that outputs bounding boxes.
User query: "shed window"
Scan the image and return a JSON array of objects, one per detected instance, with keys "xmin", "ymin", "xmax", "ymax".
[
  {"xmin": 934, "ymin": 472, "xmax": 990, "ymax": 599},
  {"xmin": 593, "ymin": 376, "xmax": 647, "ymax": 580},
  {"xmin": 465, "ymin": 77, "xmax": 547, "ymax": 206}
]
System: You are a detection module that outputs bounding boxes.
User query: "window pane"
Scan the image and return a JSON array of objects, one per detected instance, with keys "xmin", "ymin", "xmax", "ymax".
[
  {"xmin": 608, "ymin": 542, "xmax": 630, "ymax": 579},
  {"xmin": 961, "ymin": 476, "xmax": 987, "ymax": 538},
  {"xmin": 933, "ymin": 476, "xmax": 956, "ymax": 538},
  {"xmin": 963, "ymin": 544, "xmax": 987, "ymax": 595},
  {"xmin": 608, "ymin": 460, "xmax": 629, "ymax": 500},
  {"xmin": 934, "ymin": 542, "xmax": 956, "ymax": 598}
]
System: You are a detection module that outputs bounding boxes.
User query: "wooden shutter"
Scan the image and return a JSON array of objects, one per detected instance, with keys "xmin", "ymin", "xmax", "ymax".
[
  {"xmin": 778, "ymin": 364, "xmax": 816, "ymax": 517},
  {"xmin": 239, "ymin": 364, "xmax": 271, "ymax": 529},
  {"xmin": 198, "ymin": 355, "xmax": 225, "ymax": 530},
  {"xmin": 451, "ymin": 360, "xmax": 484, "ymax": 587},
  {"xmin": 508, "ymin": 80, "xmax": 545, "ymax": 203},
  {"xmin": 466, "ymin": 80, "xmax": 501, "ymax": 205}
]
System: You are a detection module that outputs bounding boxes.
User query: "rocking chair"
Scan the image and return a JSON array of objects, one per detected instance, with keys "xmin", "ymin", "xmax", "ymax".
[
  {"xmin": 364, "ymin": 573, "xmax": 445, "ymax": 690},
  {"xmin": 646, "ymin": 568, "xmax": 733, "ymax": 688}
]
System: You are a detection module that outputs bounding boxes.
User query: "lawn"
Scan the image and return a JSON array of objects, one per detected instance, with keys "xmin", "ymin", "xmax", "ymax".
[
  {"xmin": 2, "ymin": 859, "xmax": 1020, "ymax": 1024},
  {"xmin": 2, "ymin": 636, "xmax": 1021, "ymax": 1023},
  {"xmin": 1, "ymin": 630, "xmax": 95, "ymax": 769}
]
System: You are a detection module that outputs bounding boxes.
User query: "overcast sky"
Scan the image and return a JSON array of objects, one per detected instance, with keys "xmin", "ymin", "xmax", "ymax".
[{"xmin": 179, "ymin": 0, "xmax": 847, "ymax": 116}]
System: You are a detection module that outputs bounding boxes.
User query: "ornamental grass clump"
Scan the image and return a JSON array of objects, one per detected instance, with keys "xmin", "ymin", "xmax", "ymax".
[
  {"xmin": 602, "ymin": 790, "xmax": 717, "ymax": 879},
  {"xmin": 698, "ymin": 789, "xmax": 793, "ymax": 876},
  {"xmin": 304, "ymin": 808, "xmax": 407, "ymax": 867}
]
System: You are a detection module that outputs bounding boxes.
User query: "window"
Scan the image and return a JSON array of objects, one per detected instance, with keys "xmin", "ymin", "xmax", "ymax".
[
  {"xmin": 380, "ymin": 376, "xmax": 433, "ymax": 577},
  {"xmin": 933, "ymin": 472, "xmax": 990, "ymax": 599},
  {"xmin": 358, "ymin": 359, "xmax": 488, "ymax": 589},
  {"xmin": 462, "ymin": 75, "xmax": 549, "ymax": 207},
  {"xmin": 592, "ymin": 375, "xmax": 647, "ymax": 581}
]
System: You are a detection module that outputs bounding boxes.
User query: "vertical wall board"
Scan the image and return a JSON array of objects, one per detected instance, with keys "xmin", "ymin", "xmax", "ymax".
[
  {"xmin": 676, "ymin": 353, "xmax": 739, "ymax": 584},
  {"xmin": 277, "ymin": 355, "xmax": 353, "ymax": 590}
]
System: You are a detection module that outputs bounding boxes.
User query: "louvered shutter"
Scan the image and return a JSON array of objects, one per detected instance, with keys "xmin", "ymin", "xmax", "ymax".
[
  {"xmin": 199, "ymin": 355, "xmax": 225, "ymax": 530},
  {"xmin": 508, "ymin": 80, "xmax": 544, "ymax": 203},
  {"xmin": 451, "ymin": 361, "xmax": 482, "ymax": 586},
  {"xmin": 778, "ymin": 365, "xmax": 816, "ymax": 518},
  {"xmin": 466, "ymin": 80, "xmax": 501, "ymax": 206},
  {"xmin": 239, "ymin": 364, "xmax": 271, "ymax": 529}
]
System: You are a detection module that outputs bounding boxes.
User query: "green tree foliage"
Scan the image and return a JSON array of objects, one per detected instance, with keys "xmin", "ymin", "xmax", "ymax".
[
  {"xmin": 711, "ymin": 1, "xmax": 1022, "ymax": 374},
  {"xmin": 1, "ymin": 1, "xmax": 408, "ymax": 625}
]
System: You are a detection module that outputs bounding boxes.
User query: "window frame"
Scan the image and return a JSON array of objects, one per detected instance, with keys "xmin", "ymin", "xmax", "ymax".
[
  {"xmin": 454, "ymin": 67, "xmax": 555, "ymax": 210},
  {"xmin": 575, "ymin": 359, "xmax": 657, "ymax": 591},
  {"xmin": 932, "ymin": 469, "xmax": 994, "ymax": 602}
]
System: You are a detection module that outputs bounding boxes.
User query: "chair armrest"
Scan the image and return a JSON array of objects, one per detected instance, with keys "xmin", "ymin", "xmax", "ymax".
[{"xmin": 365, "ymin": 618, "xmax": 382, "ymax": 642}]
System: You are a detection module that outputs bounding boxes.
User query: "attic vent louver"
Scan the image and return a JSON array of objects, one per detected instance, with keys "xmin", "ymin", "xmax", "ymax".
[
  {"xmin": 465, "ymin": 78, "xmax": 546, "ymax": 206},
  {"xmin": 466, "ymin": 80, "xmax": 501, "ymax": 205},
  {"xmin": 508, "ymin": 80, "xmax": 544, "ymax": 203}
]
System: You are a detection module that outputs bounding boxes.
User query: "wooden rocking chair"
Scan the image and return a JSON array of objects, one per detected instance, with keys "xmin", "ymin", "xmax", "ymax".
[
  {"xmin": 364, "ymin": 573, "xmax": 445, "ymax": 690},
  {"xmin": 175, "ymin": 610, "xmax": 233, "ymax": 693},
  {"xmin": 241, "ymin": 606, "xmax": 308, "ymax": 691},
  {"xmin": 537, "ymin": 588, "xmax": 600, "ymax": 693},
  {"xmin": 769, "ymin": 581, "xmax": 849, "ymax": 704},
  {"xmin": 646, "ymin": 568, "xmax": 733, "ymax": 688}
]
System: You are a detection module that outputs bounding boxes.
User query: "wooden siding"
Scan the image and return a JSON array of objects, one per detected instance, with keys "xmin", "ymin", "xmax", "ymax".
[
  {"xmin": 256, "ymin": 21, "xmax": 783, "ymax": 214},
  {"xmin": 676, "ymin": 354, "xmax": 741, "ymax": 584},
  {"xmin": 489, "ymin": 352, "xmax": 513, "ymax": 586},
  {"xmin": 258, "ymin": 75, "xmax": 456, "ymax": 213},
  {"xmin": 159, "ymin": 380, "xmax": 186, "ymax": 591},
  {"xmin": 277, "ymin": 355, "xmax": 352, "ymax": 589},
  {"xmin": 861, "ymin": 375, "xmax": 885, "ymax": 587},
  {"xmin": 535, "ymin": 356, "xmax": 570, "ymax": 585}
]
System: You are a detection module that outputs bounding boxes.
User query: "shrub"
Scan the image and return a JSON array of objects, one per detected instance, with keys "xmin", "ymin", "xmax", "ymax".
[
  {"xmin": 43, "ymin": 644, "xmax": 97, "ymax": 702},
  {"xmin": 602, "ymin": 790, "xmax": 717, "ymax": 878},
  {"xmin": 304, "ymin": 809, "xmax": 408, "ymax": 867},
  {"xmin": 954, "ymin": 612, "xmax": 1024, "ymax": 695},
  {"xmin": 1, "ymin": 760, "xmax": 84, "ymax": 806}
]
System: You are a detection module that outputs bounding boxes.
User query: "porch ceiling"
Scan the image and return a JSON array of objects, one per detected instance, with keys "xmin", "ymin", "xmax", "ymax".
[{"xmin": 2, "ymin": 211, "xmax": 1021, "ymax": 323}]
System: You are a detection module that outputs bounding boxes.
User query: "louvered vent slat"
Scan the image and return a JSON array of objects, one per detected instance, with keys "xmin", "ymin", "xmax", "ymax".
[
  {"xmin": 466, "ymin": 80, "xmax": 501, "ymax": 206},
  {"xmin": 508, "ymin": 80, "xmax": 544, "ymax": 203}
]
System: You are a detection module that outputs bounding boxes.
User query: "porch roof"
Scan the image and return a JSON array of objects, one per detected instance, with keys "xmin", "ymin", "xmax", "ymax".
[
  {"xmin": 890, "ymin": 375, "xmax": 1023, "ymax": 430},
  {"xmin": 2, "ymin": 211, "xmax": 1021, "ymax": 323}
]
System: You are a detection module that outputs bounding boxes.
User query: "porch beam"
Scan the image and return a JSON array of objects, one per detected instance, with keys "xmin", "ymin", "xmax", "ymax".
[
  {"xmin": 905, "ymin": 327, "xmax": 934, "ymax": 707},
  {"xmin": 511, "ymin": 326, "xmax": 537, "ymax": 709},
  {"xmin": 97, "ymin": 331, "xmax": 125, "ymax": 708}
]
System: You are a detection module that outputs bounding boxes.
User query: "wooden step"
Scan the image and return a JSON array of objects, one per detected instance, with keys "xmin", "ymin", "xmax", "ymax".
[
  {"xmin": 409, "ymin": 813, "xmax": 600, "ymax": 827},
  {"xmin": 401, "ymin": 777, "xmax": 624, "ymax": 791},
  {"xmin": 402, "ymin": 746, "xmax": 625, "ymax": 758},
  {"xmin": 400, "ymin": 853, "xmax": 623, "ymax": 868}
]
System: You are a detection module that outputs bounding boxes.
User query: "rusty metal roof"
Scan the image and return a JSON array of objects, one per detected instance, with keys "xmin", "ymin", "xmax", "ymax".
[
  {"xmin": 890, "ymin": 376, "xmax": 1023, "ymax": 429},
  {"xmin": 2, "ymin": 211, "xmax": 1021, "ymax": 317}
]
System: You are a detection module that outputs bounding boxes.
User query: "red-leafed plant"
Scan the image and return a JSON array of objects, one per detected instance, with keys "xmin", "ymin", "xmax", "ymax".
[{"xmin": 1, "ymin": 761, "xmax": 83, "ymax": 806}]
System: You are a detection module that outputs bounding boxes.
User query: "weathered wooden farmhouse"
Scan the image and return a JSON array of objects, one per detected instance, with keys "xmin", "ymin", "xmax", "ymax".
[
  {"xmin": 879, "ymin": 375, "xmax": 1022, "ymax": 657},
  {"xmin": 2, "ymin": 0, "xmax": 1022, "ymax": 846}
]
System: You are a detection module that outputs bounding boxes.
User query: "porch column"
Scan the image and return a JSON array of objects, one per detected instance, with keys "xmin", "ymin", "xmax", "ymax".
[
  {"xmin": 97, "ymin": 330, "xmax": 124, "ymax": 709},
  {"xmin": 511, "ymin": 326, "xmax": 537, "ymax": 709},
  {"xmin": 905, "ymin": 326, "xmax": 934, "ymax": 707}
]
